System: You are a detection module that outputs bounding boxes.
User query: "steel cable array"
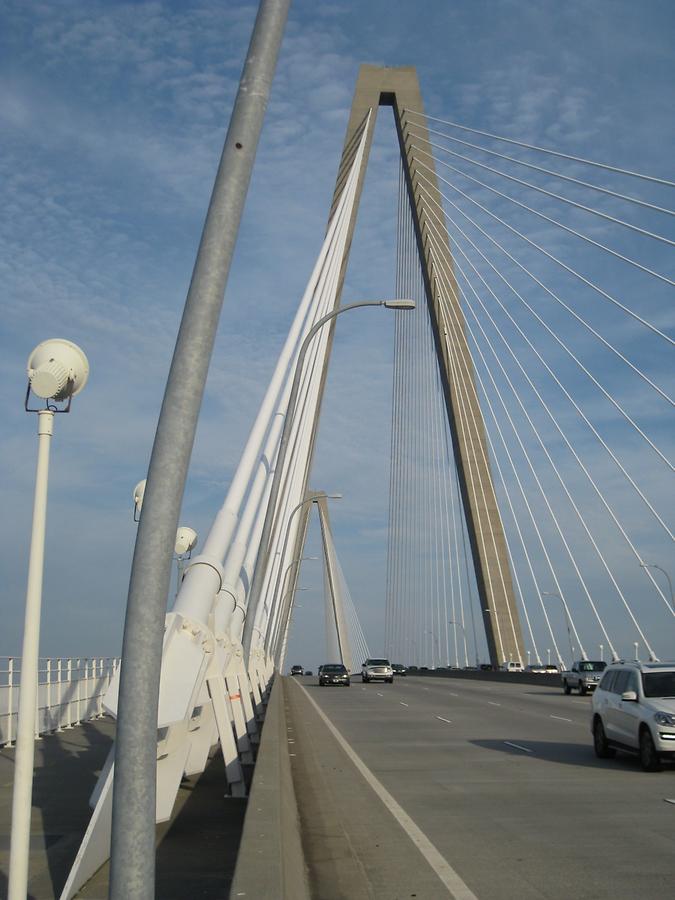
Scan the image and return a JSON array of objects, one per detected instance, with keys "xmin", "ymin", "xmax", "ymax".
[{"xmin": 385, "ymin": 109, "xmax": 673, "ymax": 665}]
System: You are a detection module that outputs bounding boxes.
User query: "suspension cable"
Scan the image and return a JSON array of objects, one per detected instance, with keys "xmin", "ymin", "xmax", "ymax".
[
  {"xmin": 405, "ymin": 109, "xmax": 675, "ymax": 188},
  {"xmin": 403, "ymin": 120, "xmax": 675, "ymax": 217}
]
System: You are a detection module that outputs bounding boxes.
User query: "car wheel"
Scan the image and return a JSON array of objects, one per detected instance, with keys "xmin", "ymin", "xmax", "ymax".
[
  {"xmin": 387, "ymin": 678, "xmax": 393, "ymax": 684},
  {"xmin": 346, "ymin": 681, "xmax": 351, "ymax": 687},
  {"xmin": 593, "ymin": 717, "xmax": 616, "ymax": 759},
  {"xmin": 579, "ymin": 684, "xmax": 587, "ymax": 696},
  {"xmin": 563, "ymin": 680, "xmax": 571, "ymax": 695},
  {"xmin": 639, "ymin": 728, "xmax": 662, "ymax": 772},
  {"xmin": 362, "ymin": 676, "xmax": 368, "ymax": 683}
]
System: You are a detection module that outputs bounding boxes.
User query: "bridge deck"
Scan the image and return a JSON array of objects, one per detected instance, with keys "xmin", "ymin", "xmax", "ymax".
[
  {"xmin": 287, "ymin": 673, "xmax": 675, "ymax": 900},
  {"xmin": 0, "ymin": 718, "xmax": 247, "ymax": 899}
]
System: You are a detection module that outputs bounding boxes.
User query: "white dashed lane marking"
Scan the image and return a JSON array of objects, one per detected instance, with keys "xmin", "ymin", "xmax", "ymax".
[
  {"xmin": 400, "ymin": 701, "xmax": 409, "ymax": 707},
  {"xmin": 550, "ymin": 715, "xmax": 572, "ymax": 723},
  {"xmin": 436, "ymin": 716, "xmax": 452, "ymax": 724},
  {"xmin": 504, "ymin": 741, "xmax": 532, "ymax": 753},
  {"xmin": 488, "ymin": 701, "xmax": 501, "ymax": 707}
]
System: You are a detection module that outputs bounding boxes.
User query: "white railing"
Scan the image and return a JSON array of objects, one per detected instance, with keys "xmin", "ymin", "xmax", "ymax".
[{"xmin": 0, "ymin": 656, "xmax": 120, "ymax": 746}]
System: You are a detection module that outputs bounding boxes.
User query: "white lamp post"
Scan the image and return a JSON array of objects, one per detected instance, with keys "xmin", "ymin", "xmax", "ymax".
[
  {"xmin": 243, "ymin": 298, "xmax": 414, "ymax": 658},
  {"xmin": 640, "ymin": 562, "xmax": 674, "ymax": 611},
  {"xmin": 542, "ymin": 591, "xmax": 577, "ymax": 664},
  {"xmin": 264, "ymin": 493, "xmax": 341, "ymax": 656},
  {"xmin": 9, "ymin": 339, "xmax": 89, "ymax": 899}
]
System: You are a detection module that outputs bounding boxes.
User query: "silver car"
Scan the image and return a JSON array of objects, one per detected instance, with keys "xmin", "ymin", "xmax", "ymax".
[{"xmin": 362, "ymin": 658, "xmax": 394, "ymax": 684}]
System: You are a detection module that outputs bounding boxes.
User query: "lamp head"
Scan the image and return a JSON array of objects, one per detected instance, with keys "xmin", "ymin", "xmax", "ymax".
[
  {"xmin": 133, "ymin": 479, "xmax": 146, "ymax": 521},
  {"xmin": 383, "ymin": 299, "xmax": 415, "ymax": 310},
  {"xmin": 175, "ymin": 526, "xmax": 198, "ymax": 556},
  {"xmin": 27, "ymin": 339, "xmax": 89, "ymax": 401}
]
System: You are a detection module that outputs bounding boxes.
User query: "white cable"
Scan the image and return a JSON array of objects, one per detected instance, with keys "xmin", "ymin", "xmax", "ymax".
[
  {"xmin": 415, "ymin": 172, "xmax": 675, "ymax": 417},
  {"xmin": 411, "ymin": 135, "xmax": 675, "ymax": 247},
  {"xmin": 428, "ymin": 221, "xmax": 659, "ymax": 653},
  {"xmin": 419, "ymin": 181, "xmax": 675, "ymax": 533},
  {"xmin": 405, "ymin": 109, "xmax": 675, "ymax": 188},
  {"xmin": 413, "ymin": 147, "xmax": 675, "ymax": 289},
  {"xmin": 413, "ymin": 158, "xmax": 675, "ymax": 345},
  {"xmin": 404, "ymin": 120, "xmax": 675, "ymax": 217},
  {"xmin": 434, "ymin": 267, "xmax": 578, "ymax": 665}
]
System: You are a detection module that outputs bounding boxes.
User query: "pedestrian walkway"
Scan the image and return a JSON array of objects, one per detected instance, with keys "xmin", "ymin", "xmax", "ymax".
[{"xmin": 0, "ymin": 719, "xmax": 248, "ymax": 899}]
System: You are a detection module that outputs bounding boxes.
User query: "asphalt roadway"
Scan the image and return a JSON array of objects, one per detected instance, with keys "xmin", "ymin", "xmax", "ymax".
[{"xmin": 286, "ymin": 673, "xmax": 675, "ymax": 900}]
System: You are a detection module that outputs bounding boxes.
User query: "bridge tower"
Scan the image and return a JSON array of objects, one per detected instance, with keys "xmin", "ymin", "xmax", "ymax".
[{"xmin": 302, "ymin": 65, "xmax": 526, "ymax": 668}]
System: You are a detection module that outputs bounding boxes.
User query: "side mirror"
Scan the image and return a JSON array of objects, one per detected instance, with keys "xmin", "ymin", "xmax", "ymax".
[{"xmin": 621, "ymin": 690, "xmax": 638, "ymax": 702}]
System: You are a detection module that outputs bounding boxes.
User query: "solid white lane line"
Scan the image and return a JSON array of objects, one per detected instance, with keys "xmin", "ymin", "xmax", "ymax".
[
  {"xmin": 296, "ymin": 681, "xmax": 478, "ymax": 900},
  {"xmin": 550, "ymin": 715, "xmax": 573, "ymax": 723},
  {"xmin": 400, "ymin": 701, "xmax": 409, "ymax": 707},
  {"xmin": 488, "ymin": 701, "xmax": 501, "ymax": 707},
  {"xmin": 504, "ymin": 741, "xmax": 532, "ymax": 753},
  {"xmin": 436, "ymin": 716, "xmax": 452, "ymax": 724}
]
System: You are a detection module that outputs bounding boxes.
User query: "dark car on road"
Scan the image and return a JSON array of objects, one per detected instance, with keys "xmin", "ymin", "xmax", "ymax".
[
  {"xmin": 290, "ymin": 665, "xmax": 304, "ymax": 676},
  {"xmin": 319, "ymin": 663, "xmax": 350, "ymax": 686},
  {"xmin": 392, "ymin": 663, "xmax": 408, "ymax": 676}
]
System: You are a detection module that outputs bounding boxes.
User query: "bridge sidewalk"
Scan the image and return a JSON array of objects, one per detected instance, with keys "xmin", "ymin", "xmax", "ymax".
[{"xmin": 0, "ymin": 718, "xmax": 247, "ymax": 899}]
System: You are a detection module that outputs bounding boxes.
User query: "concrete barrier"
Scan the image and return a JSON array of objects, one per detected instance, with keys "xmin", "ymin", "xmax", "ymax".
[
  {"xmin": 410, "ymin": 668, "xmax": 563, "ymax": 688},
  {"xmin": 230, "ymin": 676, "xmax": 310, "ymax": 900}
]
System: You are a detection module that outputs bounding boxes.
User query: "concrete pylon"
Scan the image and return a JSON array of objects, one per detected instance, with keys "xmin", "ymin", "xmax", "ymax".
[{"xmin": 302, "ymin": 65, "xmax": 525, "ymax": 668}]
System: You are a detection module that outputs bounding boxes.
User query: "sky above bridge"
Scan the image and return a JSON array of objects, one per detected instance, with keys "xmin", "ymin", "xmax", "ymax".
[{"xmin": 1, "ymin": 0, "xmax": 673, "ymax": 667}]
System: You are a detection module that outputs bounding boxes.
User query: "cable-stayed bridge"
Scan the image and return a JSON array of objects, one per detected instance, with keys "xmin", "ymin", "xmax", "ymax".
[{"xmin": 2, "ymin": 25, "xmax": 673, "ymax": 900}]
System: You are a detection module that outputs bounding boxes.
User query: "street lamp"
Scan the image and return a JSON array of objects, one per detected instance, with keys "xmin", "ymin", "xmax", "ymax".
[
  {"xmin": 263, "ymin": 493, "xmax": 341, "ymax": 656},
  {"xmin": 10, "ymin": 339, "xmax": 89, "ymax": 899},
  {"xmin": 449, "ymin": 619, "xmax": 477, "ymax": 668},
  {"xmin": 542, "ymin": 591, "xmax": 576, "ymax": 663},
  {"xmin": 640, "ymin": 562, "xmax": 674, "ymax": 611},
  {"xmin": 425, "ymin": 630, "xmax": 440, "ymax": 668},
  {"xmin": 174, "ymin": 526, "xmax": 198, "ymax": 595},
  {"xmin": 244, "ymin": 297, "xmax": 414, "ymax": 654}
]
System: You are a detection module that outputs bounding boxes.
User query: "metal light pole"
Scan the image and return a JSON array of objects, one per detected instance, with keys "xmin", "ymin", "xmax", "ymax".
[
  {"xmin": 109, "ymin": 4, "xmax": 291, "ymax": 898},
  {"xmin": 449, "ymin": 619, "xmax": 477, "ymax": 668},
  {"xmin": 9, "ymin": 340, "xmax": 89, "ymax": 900},
  {"xmin": 263, "ymin": 494, "xmax": 341, "ymax": 653},
  {"xmin": 640, "ymin": 562, "xmax": 674, "ymax": 611},
  {"xmin": 243, "ymin": 298, "xmax": 414, "ymax": 658},
  {"xmin": 543, "ymin": 592, "xmax": 576, "ymax": 664}
]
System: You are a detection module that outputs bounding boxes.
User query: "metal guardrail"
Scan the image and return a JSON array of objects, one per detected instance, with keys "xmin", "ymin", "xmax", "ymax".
[{"xmin": 0, "ymin": 656, "xmax": 120, "ymax": 746}]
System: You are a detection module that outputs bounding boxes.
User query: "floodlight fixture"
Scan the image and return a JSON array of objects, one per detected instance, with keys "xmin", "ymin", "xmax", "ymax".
[
  {"xmin": 133, "ymin": 479, "xmax": 146, "ymax": 522},
  {"xmin": 26, "ymin": 339, "xmax": 89, "ymax": 410},
  {"xmin": 174, "ymin": 526, "xmax": 198, "ymax": 557}
]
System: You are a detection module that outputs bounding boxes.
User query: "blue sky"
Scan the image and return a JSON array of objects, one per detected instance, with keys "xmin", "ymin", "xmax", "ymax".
[{"xmin": 1, "ymin": 0, "xmax": 673, "ymax": 669}]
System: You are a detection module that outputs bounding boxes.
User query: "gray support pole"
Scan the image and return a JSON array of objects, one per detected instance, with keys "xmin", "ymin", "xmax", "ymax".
[
  {"xmin": 242, "ymin": 300, "xmax": 387, "ymax": 661},
  {"xmin": 109, "ymin": 3, "xmax": 290, "ymax": 898}
]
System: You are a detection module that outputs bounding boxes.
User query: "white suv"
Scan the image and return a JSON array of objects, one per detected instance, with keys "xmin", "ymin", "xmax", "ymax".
[
  {"xmin": 590, "ymin": 660, "xmax": 675, "ymax": 771},
  {"xmin": 362, "ymin": 658, "xmax": 393, "ymax": 684}
]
